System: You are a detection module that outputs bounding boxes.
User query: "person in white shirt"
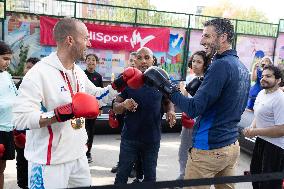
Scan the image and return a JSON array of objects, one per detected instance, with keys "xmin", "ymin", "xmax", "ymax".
[
  {"xmin": 243, "ymin": 64, "xmax": 284, "ymax": 189},
  {"xmin": 12, "ymin": 17, "xmax": 143, "ymax": 189}
]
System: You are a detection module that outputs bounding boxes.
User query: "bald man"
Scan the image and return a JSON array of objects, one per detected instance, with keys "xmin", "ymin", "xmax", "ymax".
[
  {"xmin": 113, "ymin": 47, "xmax": 176, "ymax": 184},
  {"xmin": 12, "ymin": 18, "xmax": 143, "ymax": 188}
]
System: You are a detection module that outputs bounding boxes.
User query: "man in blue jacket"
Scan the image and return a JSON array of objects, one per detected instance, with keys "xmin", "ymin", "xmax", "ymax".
[{"xmin": 144, "ymin": 18, "xmax": 250, "ymax": 189}]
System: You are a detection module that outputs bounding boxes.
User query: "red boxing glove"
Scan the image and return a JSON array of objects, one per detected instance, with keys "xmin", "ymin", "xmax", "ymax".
[
  {"xmin": 112, "ymin": 67, "xmax": 144, "ymax": 92},
  {"xmin": 108, "ymin": 109, "xmax": 119, "ymax": 129},
  {"xmin": 54, "ymin": 92, "xmax": 100, "ymax": 122},
  {"xmin": 0, "ymin": 144, "xmax": 5, "ymax": 158},
  {"xmin": 181, "ymin": 112, "xmax": 195, "ymax": 129},
  {"xmin": 123, "ymin": 67, "xmax": 144, "ymax": 89},
  {"xmin": 13, "ymin": 130, "xmax": 26, "ymax": 148}
]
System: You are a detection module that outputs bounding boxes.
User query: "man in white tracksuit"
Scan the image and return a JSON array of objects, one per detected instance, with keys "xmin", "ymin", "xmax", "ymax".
[{"xmin": 12, "ymin": 17, "xmax": 143, "ymax": 189}]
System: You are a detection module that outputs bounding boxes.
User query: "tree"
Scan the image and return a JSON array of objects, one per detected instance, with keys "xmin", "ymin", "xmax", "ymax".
[
  {"xmin": 90, "ymin": 0, "xmax": 187, "ymax": 27},
  {"xmin": 108, "ymin": 0, "xmax": 154, "ymax": 9},
  {"xmin": 202, "ymin": 0, "xmax": 268, "ymax": 22},
  {"xmin": 9, "ymin": 41, "xmax": 29, "ymax": 76}
]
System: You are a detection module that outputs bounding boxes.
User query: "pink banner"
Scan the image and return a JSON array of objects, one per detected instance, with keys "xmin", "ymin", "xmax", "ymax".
[
  {"xmin": 236, "ymin": 35, "xmax": 274, "ymax": 71},
  {"xmin": 40, "ymin": 16, "xmax": 170, "ymax": 52},
  {"xmin": 275, "ymin": 33, "xmax": 284, "ymax": 65}
]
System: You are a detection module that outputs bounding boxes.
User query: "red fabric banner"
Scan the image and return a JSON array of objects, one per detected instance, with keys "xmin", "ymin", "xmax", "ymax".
[{"xmin": 40, "ymin": 16, "xmax": 170, "ymax": 52}]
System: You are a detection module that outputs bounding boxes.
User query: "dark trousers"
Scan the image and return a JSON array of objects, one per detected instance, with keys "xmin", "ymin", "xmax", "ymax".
[
  {"xmin": 135, "ymin": 153, "xmax": 143, "ymax": 179},
  {"xmin": 85, "ymin": 119, "xmax": 96, "ymax": 154},
  {"xmin": 250, "ymin": 137, "xmax": 284, "ymax": 189},
  {"xmin": 0, "ymin": 131, "xmax": 15, "ymax": 160},
  {"xmin": 115, "ymin": 139, "xmax": 160, "ymax": 184},
  {"xmin": 15, "ymin": 146, "xmax": 28, "ymax": 189}
]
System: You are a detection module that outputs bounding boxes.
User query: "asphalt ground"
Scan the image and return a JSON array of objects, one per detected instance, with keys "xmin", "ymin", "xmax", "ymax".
[{"xmin": 4, "ymin": 133, "xmax": 252, "ymax": 189}]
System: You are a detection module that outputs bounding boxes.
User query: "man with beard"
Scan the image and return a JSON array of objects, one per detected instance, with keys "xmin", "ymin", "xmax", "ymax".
[
  {"xmin": 113, "ymin": 47, "xmax": 176, "ymax": 184},
  {"xmin": 143, "ymin": 18, "xmax": 250, "ymax": 189},
  {"xmin": 12, "ymin": 17, "xmax": 144, "ymax": 188},
  {"xmin": 243, "ymin": 65, "xmax": 284, "ymax": 189}
]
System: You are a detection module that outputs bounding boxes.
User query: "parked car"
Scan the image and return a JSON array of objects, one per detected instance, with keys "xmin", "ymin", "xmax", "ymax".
[{"xmin": 238, "ymin": 110, "xmax": 256, "ymax": 155}]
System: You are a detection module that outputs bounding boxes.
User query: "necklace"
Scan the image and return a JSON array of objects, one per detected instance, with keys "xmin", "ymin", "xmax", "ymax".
[{"xmin": 60, "ymin": 70, "xmax": 84, "ymax": 130}]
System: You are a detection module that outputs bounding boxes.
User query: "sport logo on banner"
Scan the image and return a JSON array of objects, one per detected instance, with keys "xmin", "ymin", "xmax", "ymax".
[
  {"xmin": 130, "ymin": 30, "xmax": 155, "ymax": 48},
  {"xmin": 88, "ymin": 29, "xmax": 156, "ymax": 49},
  {"xmin": 40, "ymin": 16, "xmax": 170, "ymax": 52}
]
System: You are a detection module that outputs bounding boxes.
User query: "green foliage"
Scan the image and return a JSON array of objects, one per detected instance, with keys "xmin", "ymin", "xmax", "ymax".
[
  {"xmin": 79, "ymin": 3, "xmax": 136, "ymax": 22},
  {"xmin": 10, "ymin": 41, "xmax": 29, "ymax": 76},
  {"xmin": 237, "ymin": 21, "xmax": 278, "ymax": 37},
  {"xmin": 0, "ymin": 2, "xmax": 4, "ymax": 18},
  {"xmin": 190, "ymin": 15, "xmax": 219, "ymax": 30},
  {"xmin": 197, "ymin": 0, "xmax": 276, "ymax": 37},
  {"xmin": 6, "ymin": 0, "xmax": 15, "ymax": 11},
  {"xmin": 108, "ymin": 0, "xmax": 154, "ymax": 9},
  {"xmin": 202, "ymin": 0, "xmax": 268, "ymax": 22},
  {"xmin": 81, "ymin": 0, "xmax": 188, "ymax": 27},
  {"xmin": 136, "ymin": 10, "xmax": 188, "ymax": 28}
]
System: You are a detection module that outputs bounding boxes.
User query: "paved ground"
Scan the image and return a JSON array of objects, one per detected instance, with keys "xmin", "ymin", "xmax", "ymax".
[{"xmin": 4, "ymin": 133, "xmax": 252, "ymax": 189}]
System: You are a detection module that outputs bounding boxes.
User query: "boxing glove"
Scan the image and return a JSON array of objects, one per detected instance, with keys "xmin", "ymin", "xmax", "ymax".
[
  {"xmin": 108, "ymin": 109, "xmax": 119, "ymax": 129},
  {"xmin": 181, "ymin": 112, "xmax": 195, "ymax": 129},
  {"xmin": 0, "ymin": 144, "xmax": 5, "ymax": 158},
  {"xmin": 144, "ymin": 66, "xmax": 179, "ymax": 96},
  {"xmin": 185, "ymin": 77, "xmax": 204, "ymax": 96},
  {"xmin": 13, "ymin": 130, "xmax": 26, "ymax": 149},
  {"xmin": 112, "ymin": 67, "xmax": 144, "ymax": 92},
  {"xmin": 54, "ymin": 92, "xmax": 100, "ymax": 122}
]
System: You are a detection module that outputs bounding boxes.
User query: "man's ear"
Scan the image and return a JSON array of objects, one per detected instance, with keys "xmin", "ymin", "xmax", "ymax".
[
  {"xmin": 66, "ymin": 35, "xmax": 74, "ymax": 46},
  {"xmin": 276, "ymin": 78, "xmax": 282, "ymax": 86},
  {"xmin": 220, "ymin": 33, "xmax": 228, "ymax": 43}
]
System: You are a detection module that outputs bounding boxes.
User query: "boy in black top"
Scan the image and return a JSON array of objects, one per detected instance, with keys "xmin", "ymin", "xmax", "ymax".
[
  {"xmin": 84, "ymin": 53, "xmax": 103, "ymax": 163},
  {"xmin": 84, "ymin": 54, "xmax": 103, "ymax": 88}
]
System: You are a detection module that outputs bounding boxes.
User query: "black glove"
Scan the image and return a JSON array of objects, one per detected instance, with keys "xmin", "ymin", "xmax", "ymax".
[
  {"xmin": 144, "ymin": 66, "xmax": 178, "ymax": 96},
  {"xmin": 185, "ymin": 77, "xmax": 203, "ymax": 96}
]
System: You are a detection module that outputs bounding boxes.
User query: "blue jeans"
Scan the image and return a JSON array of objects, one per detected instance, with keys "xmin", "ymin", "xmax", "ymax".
[{"xmin": 114, "ymin": 138, "xmax": 160, "ymax": 184}]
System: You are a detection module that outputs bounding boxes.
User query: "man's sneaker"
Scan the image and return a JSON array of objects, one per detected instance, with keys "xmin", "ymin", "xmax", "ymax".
[
  {"xmin": 111, "ymin": 163, "xmax": 118, "ymax": 173},
  {"xmin": 129, "ymin": 168, "xmax": 136, "ymax": 178},
  {"xmin": 176, "ymin": 175, "xmax": 184, "ymax": 180},
  {"xmin": 132, "ymin": 178, "xmax": 143, "ymax": 183},
  {"xmin": 244, "ymin": 171, "xmax": 250, "ymax": 175},
  {"xmin": 86, "ymin": 153, "xmax": 93, "ymax": 163}
]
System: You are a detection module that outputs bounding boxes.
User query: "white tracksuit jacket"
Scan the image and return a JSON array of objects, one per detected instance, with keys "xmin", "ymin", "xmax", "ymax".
[{"xmin": 12, "ymin": 52, "xmax": 118, "ymax": 165}]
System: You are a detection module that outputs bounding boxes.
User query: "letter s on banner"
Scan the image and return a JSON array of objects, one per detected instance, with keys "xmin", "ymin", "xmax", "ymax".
[{"xmin": 96, "ymin": 32, "xmax": 104, "ymax": 41}]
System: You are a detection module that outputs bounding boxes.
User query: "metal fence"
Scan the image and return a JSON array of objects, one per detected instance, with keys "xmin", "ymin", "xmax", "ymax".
[
  {"xmin": 1, "ymin": 0, "xmax": 284, "ymax": 79},
  {"xmin": 2, "ymin": 0, "xmax": 282, "ymax": 37}
]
